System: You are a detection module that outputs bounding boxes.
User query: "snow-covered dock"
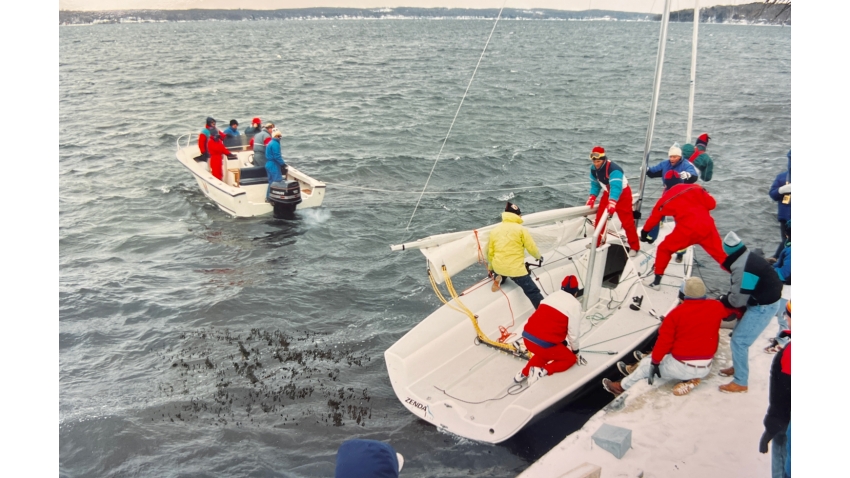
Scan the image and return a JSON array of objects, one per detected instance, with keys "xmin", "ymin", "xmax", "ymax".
[{"xmin": 519, "ymin": 322, "xmax": 778, "ymax": 478}]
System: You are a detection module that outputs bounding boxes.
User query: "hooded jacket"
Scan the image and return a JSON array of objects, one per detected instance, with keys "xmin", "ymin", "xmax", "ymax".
[
  {"xmin": 647, "ymin": 157, "xmax": 699, "ymax": 187},
  {"xmin": 198, "ymin": 127, "xmax": 219, "ymax": 154},
  {"xmin": 642, "ymin": 183, "xmax": 717, "ymax": 233},
  {"xmin": 768, "ymin": 152, "xmax": 791, "ymax": 221},
  {"xmin": 683, "ymin": 143, "xmax": 714, "ymax": 181},
  {"xmin": 265, "ymin": 138, "xmax": 286, "ymax": 183},
  {"xmin": 721, "ymin": 246, "xmax": 783, "ymax": 308},
  {"xmin": 486, "ymin": 212, "xmax": 541, "ymax": 277},
  {"xmin": 774, "ymin": 243, "xmax": 791, "ymax": 285},
  {"xmin": 651, "ymin": 297, "xmax": 727, "ymax": 364},
  {"xmin": 522, "ymin": 290, "xmax": 582, "ymax": 350}
]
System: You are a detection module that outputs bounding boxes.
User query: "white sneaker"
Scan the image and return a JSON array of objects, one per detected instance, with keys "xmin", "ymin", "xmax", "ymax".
[
  {"xmin": 629, "ymin": 249, "xmax": 639, "ymax": 258},
  {"xmin": 527, "ymin": 367, "xmax": 548, "ymax": 385},
  {"xmin": 514, "ymin": 370, "xmax": 527, "ymax": 383}
]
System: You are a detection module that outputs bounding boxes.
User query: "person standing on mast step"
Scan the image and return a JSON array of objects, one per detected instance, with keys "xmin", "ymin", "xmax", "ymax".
[
  {"xmin": 586, "ymin": 146, "xmax": 640, "ymax": 257},
  {"xmin": 487, "ymin": 202, "xmax": 545, "ymax": 309},
  {"xmin": 641, "ymin": 172, "xmax": 726, "ymax": 290}
]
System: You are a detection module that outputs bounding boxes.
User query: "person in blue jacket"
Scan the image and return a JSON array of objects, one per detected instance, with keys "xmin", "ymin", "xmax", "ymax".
[
  {"xmin": 222, "ymin": 119, "xmax": 241, "ymax": 148},
  {"xmin": 768, "ymin": 150, "xmax": 791, "ymax": 260},
  {"xmin": 264, "ymin": 129, "xmax": 287, "ymax": 199},
  {"xmin": 646, "ymin": 144, "xmax": 700, "ymax": 186},
  {"xmin": 766, "ymin": 220, "xmax": 791, "ymax": 354}
]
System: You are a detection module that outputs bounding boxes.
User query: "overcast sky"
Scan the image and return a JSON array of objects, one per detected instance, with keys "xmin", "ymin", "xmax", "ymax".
[{"xmin": 59, "ymin": 0, "xmax": 756, "ymax": 15}]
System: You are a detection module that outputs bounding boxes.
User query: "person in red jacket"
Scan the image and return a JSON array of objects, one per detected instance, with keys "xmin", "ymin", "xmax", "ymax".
[
  {"xmin": 206, "ymin": 130, "xmax": 232, "ymax": 181},
  {"xmin": 197, "ymin": 117, "xmax": 220, "ymax": 159},
  {"xmin": 641, "ymin": 171, "xmax": 727, "ymax": 290},
  {"xmin": 603, "ymin": 277, "xmax": 727, "ymax": 397},
  {"xmin": 514, "ymin": 275, "xmax": 584, "ymax": 385}
]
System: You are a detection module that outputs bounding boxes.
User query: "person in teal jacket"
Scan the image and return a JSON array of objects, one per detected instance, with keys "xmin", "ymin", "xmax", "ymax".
[{"xmin": 265, "ymin": 129, "xmax": 287, "ymax": 199}]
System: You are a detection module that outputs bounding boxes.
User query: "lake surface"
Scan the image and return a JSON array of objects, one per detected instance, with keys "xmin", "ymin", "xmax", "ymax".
[{"xmin": 59, "ymin": 19, "xmax": 790, "ymax": 477}]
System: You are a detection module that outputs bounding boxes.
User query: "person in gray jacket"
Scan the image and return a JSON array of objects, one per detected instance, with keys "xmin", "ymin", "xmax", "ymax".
[
  {"xmin": 251, "ymin": 122, "xmax": 274, "ymax": 167},
  {"xmin": 717, "ymin": 231, "xmax": 783, "ymax": 393}
]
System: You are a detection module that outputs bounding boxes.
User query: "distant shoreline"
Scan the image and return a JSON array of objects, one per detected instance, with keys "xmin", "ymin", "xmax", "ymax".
[{"xmin": 59, "ymin": 5, "xmax": 790, "ymax": 26}]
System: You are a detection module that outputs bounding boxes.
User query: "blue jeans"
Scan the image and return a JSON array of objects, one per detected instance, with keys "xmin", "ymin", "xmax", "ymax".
[
  {"xmin": 507, "ymin": 274, "xmax": 543, "ymax": 309},
  {"xmin": 731, "ymin": 301, "xmax": 780, "ymax": 386},
  {"xmin": 774, "ymin": 297, "xmax": 790, "ymax": 347},
  {"xmin": 771, "ymin": 428, "xmax": 788, "ymax": 478},
  {"xmin": 784, "ymin": 422, "xmax": 791, "ymax": 478},
  {"xmin": 621, "ymin": 354, "xmax": 710, "ymax": 390}
]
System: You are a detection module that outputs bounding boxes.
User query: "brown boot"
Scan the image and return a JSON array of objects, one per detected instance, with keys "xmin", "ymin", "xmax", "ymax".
[
  {"xmin": 673, "ymin": 378, "xmax": 701, "ymax": 396},
  {"xmin": 718, "ymin": 381, "xmax": 748, "ymax": 393},
  {"xmin": 491, "ymin": 275, "xmax": 502, "ymax": 292},
  {"xmin": 719, "ymin": 366, "xmax": 735, "ymax": 377},
  {"xmin": 602, "ymin": 378, "xmax": 625, "ymax": 397}
]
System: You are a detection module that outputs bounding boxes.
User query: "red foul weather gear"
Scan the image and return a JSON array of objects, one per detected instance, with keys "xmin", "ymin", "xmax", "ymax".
[
  {"xmin": 521, "ymin": 340, "xmax": 577, "ymax": 377},
  {"xmin": 207, "ymin": 136, "xmax": 232, "ymax": 181},
  {"xmin": 642, "ymin": 183, "xmax": 726, "ymax": 276},
  {"xmin": 594, "ymin": 186, "xmax": 639, "ymax": 250},
  {"xmin": 651, "ymin": 297, "xmax": 727, "ymax": 364}
]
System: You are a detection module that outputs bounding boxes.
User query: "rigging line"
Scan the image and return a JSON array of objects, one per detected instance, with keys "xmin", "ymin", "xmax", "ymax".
[{"xmin": 405, "ymin": 1, "xmax": 509, "ymax": 231}]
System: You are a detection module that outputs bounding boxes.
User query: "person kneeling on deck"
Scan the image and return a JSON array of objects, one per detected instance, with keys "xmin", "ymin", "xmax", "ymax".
[
  {"xmin": 265, "ymin": 129, "xmax": 287, "ymax": 199},
  {"xmin": 716, "ymin": 231, "xmax": 783, "ymax": 393},
  {"xmin": 586, "ymin": 146, "xmax": 640, "ymax": 257},
  {"xmin": 487, "ymin": 202, "xmax": 544, "ymax": 309},
  {"xmin": 514, "ymin": 275, "xmax": 584, "ymax": 385},
  {"xmin": 603, "ymin": 277, "xmax": 727, "ymax": 397},
  {"xmin": 642, "ymin": 172, "xmax": 727, "ymax": 290}
]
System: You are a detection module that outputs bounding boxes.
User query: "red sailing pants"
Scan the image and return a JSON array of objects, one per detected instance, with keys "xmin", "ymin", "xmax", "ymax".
[
  {"xmin": 654, "ymin": 221, "xmax": 727, "ymax": 276},
  {"xmin": 595, "ymin": 187, "xmax": 640, "ymax": 250},
  {"xmin": 522, "ymin": 339, "xmax": 577, "ymax": 377}
]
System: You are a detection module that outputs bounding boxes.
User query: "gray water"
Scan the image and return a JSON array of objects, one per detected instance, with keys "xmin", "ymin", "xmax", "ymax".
[{"xmin": 59, "ymin": 19, "xmax": 790, "ymax": 477}]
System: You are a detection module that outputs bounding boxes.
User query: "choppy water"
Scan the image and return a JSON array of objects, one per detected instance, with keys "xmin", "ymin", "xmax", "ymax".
[{"xmin": 59, "ymin": 19, "xmax": 790, "ymax": 477}]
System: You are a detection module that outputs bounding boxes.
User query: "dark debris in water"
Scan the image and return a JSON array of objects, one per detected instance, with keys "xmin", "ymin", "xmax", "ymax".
[{"xmin": 149, "ymin": 327, "xmax": 373, "ymax": 429}]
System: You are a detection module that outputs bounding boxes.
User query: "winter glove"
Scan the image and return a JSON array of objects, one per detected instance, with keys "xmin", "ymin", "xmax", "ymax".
[
  {"xmin": 606, "ymin": 199, "xmax": 617, "ymax": 216},
  {"xmin": 572, "ymin": 350, "xmax": 587, "ymax": 366},
  {"xmin": 759, "ymin": 430, "xmax": 774, "ymax": 454},
  {"xmin": 538, "ymin": 256, "xmax": 544, "ymax": 264},
  {"xmin": 679, "ymin": 171, "xmax": 691, "ymax": 180},
  {"xmin": 778, "ymin": 183, "xmax": 791, "ymax": 194},
  {"xmin": 586, "ymin": 195, "xmax": 597, "ymax": 207},
  {"xmin": 647, "ymin": 362, "xmax": 661, "ymax": 385}
]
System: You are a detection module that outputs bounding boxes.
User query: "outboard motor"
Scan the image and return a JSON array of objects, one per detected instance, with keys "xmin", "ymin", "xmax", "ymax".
[{"xmin": 268, "ymin": 180, "xmax": 302, "ymax": 218}]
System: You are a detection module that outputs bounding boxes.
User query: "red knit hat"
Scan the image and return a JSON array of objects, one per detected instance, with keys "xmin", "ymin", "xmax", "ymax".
[
  {"xmin": 252, "ymin": 117, "xmax": 261, "ymax": 125},
  {"xmin": 696, "ymin": 133, "xmax": 710, "ymax": 146},
  {"xmin": 561, "ymin": 275, "xmax": 579, "ymax": 295},
  {"xmin": 590, "ymin": 146, "xmax": 606, "ymax": 160}
]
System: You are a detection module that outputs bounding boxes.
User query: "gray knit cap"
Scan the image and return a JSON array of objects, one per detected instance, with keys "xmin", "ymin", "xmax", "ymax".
[{"xmin": 682, "ymin": 277, "xmax": 706, "ymax": 299}]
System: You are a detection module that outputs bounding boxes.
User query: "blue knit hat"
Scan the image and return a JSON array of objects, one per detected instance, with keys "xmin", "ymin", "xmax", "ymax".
[{"xmin": 723, "ymin": 231, "xmax": 744, "ymax": 255}]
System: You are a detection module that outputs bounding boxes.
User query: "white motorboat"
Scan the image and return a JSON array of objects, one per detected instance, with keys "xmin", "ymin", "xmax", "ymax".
[
  {"xmin": 176, "ymin": 134, "xmax": 326, "ymax": 218},
  {"xmin": 384, "ymin": 0, "xmax": 689, "ymax": 444}
]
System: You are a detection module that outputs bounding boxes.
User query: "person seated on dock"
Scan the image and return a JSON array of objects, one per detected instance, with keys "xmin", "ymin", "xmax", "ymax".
[
  {"xmin": 586, "ymin": 146, "xmax": 640, "ymax": 257},
  {"xmin": 206, "ymin": 130, "xmax": 232, "ymax": 181},
  {"xmin": 716, "ymin": 231, "xmax": 783, "ymax": 393},
  {"xmin": 251, "ymin": 122, "xmax": 274, "ymax": 167},
  {"xmin": 487, "ymin": 202, "xmax": 544, "ymax": 309},
  {"xmin": 513, "ymin": 275, "xmax": 584, "ymax": 385},
  {"xmin": 265, "ymin": 129, "xmax": 287, "ymax": 199},
  {"xmin": 640, "ymin": 172, "xmax": 727, "ymax": 290},
  {"xmin": 602, "ymin": 277, "xmax": 727, "ymax": 397},
  {"xmin": 196, "ymin": 116, "xmax": 219, "ymax": 160}
]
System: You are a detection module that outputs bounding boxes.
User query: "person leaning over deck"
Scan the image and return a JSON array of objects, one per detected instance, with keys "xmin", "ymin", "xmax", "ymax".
[
  {"xmin": 643, "ymin": 144, "xmax": 701, "ymax": 254},
  {"xmin": 585, "ymin": 146, "xmax": 640, "ymax": 257},
  {"xmin": 768, "ymin": 150, "xmax": 791, "ymax": 261},
  {"xmin": 513, "ymin": 275, "xmax": 584, "ymax": 385},
  {"xmin": 641, "ymin": 172, "xmax": 726, "ymax": 290},
  {"xmin": 760, "ymin": 301, "xmax": 791, "ymax": 478},
  {"xmin": 264, "ymin": 129, "xmax": 287, "ymax": 199},
  {"xmin": 252, "ymin": 122, "xmax": 274, "ymax": 167},
  {"xmin": 602, "ymin": 277, "xmax": 727, "ymax": 397},
  {"xmin": 197, "ymin": 116, "xmax": 218, "ymax": 160},
  {"xmin": 716, "ymin": 231, "xmax": 783, "ymax": 393},
  {"xmin": 206, "ymin": 130, "xmax": 232, "ymax": 181},
  {"xmin": 487, "ymin": 202, "xmax": 544, "ymax": 309}
]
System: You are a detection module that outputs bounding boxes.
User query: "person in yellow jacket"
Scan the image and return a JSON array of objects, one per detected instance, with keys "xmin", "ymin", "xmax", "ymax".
[{"xmin": 488, "ymin": 202, "xmax": 544, "ymax": 309}]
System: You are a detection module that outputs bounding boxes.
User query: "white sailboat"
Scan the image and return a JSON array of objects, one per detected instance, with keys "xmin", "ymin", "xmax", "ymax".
[{"xmin": 384, "ymin": 0, "xmax": 690, "ymax": 444}]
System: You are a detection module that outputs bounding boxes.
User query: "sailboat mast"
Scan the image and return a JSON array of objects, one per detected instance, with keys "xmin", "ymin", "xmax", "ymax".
[
  {"xmin": 686, "ymin": 0, "xmax": 700, "ymax": 143},
  {"xmin": 635, "ymin": 0, "xmax": 673, "ymax": 215}
]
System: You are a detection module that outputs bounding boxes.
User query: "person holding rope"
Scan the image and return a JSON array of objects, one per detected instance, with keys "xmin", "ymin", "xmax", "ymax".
[
  {"xmin": 514, "ymin": 275, "xmax": 584, "ymax": 385},
  {"xmin": 602, "ymin": 277, "xmax": 727, "ymax": 397},
  {"xmin": 487, "ymin": 202, "xmax": 544, "ymax": 309},
  {"xmin": 585, "ymin": 146, "xmax": 640, "ymax": 257},
  {"xmin": 641, "ymin": 171, "xmax": 727, "ymax": 290}
]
